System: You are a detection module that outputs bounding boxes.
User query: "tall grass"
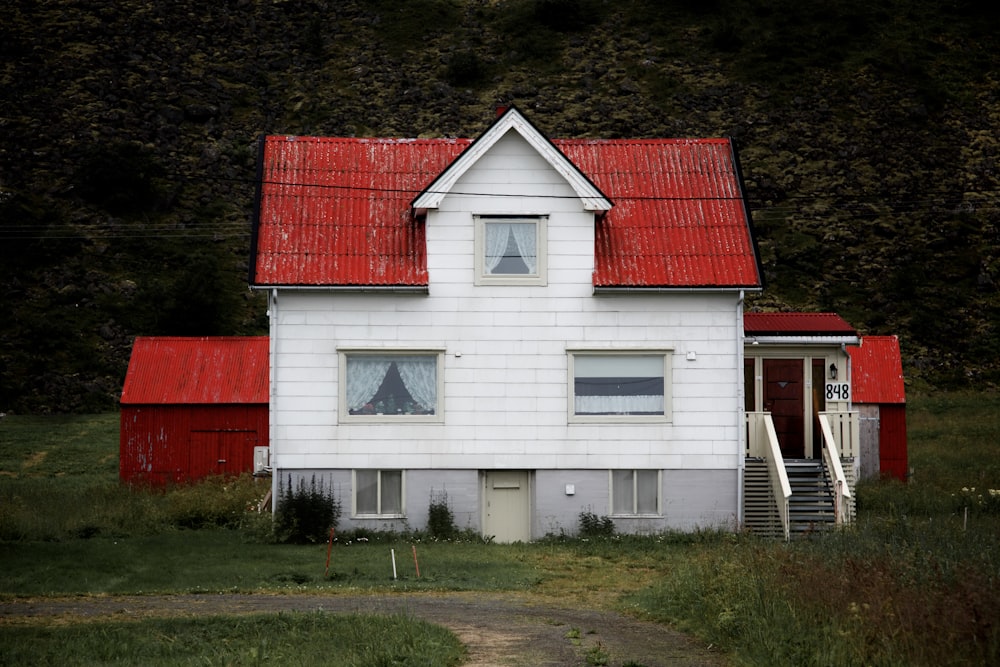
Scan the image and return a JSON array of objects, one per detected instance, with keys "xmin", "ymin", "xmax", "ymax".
[
  {"xmin": 0, "ymin": 612, "xmax": 465, "ymax": 666},
  {"xmin": 629, "ymin": 391, "xmax": 1000, "ymax": 666}
]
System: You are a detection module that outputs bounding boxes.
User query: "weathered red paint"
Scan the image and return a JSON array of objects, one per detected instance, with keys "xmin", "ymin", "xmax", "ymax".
[
  {"xmin": 120, "ymin": 337, "xmax": 269, "ymax": 486},
  {"xmin": 251, "ymin": 132, "xmax": 762, "ymax": 289}
]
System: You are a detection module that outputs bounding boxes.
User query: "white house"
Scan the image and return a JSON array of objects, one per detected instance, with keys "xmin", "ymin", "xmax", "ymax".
[{"xmin": 249, "ymin": 107, "xmax": 768, "ymax": 541}]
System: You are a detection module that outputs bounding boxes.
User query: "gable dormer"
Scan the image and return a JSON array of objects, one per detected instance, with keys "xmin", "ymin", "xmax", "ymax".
[{"xmin": 411, "ymin": 107, "xmax": 612, "ymax": 216}]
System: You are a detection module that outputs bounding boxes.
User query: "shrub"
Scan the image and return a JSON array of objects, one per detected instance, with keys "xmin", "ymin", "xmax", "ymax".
[
  {"xmin": 578, "ymin": 510, "xmax": 615, "ymax": 537},
  {"xmin": 427, "ymin": 490, "xmax": 458, "ymax": 539},
  {"xmin": 274, "ymin": 475, "xmax": 340, "ymax": 544}
]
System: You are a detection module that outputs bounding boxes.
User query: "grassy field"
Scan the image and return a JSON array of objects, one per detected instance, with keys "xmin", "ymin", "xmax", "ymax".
[{"xmin": 1, "ymin": 392, "xmax": 999, "ymax": 666}]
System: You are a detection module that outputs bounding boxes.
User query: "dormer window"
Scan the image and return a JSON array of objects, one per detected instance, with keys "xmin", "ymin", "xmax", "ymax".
[{"xmin": 475, "ymin": 215, "xmax": 547, "ymax": 286}]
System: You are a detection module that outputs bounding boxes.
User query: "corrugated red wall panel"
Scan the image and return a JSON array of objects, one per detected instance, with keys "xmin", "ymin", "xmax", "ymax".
[
  {"xmin": 879, "ymin": 405, "xmax": 909, "ymax": 482},
  {"xmin": 120, "ymin": 405, "xmax": 268, "ymax": 486}
]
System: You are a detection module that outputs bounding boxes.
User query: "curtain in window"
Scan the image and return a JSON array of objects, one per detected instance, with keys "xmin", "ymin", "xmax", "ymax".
[
  {"xmin": 509, "ymin": 222, "xmax": 537, "ymax": 274},
  {"xmin": 485, "ymin": 221, "xmax": 537, "ymax": 274},
  {"xmin": 612, "ymin": 470, "xmax": 634, "ymax": 514},
  {"xmin": 346, "ymin": 358, "xmax": 393, "ymax": 412},
  {"xmin": 574, "ymin": 355, "xmax": 664, "ymax": 415},
  {"xmin": 380, "ymin": 470, "xmax": 402, "ymax": 514},
  {"xmin": 396, "ymin": 357, "xmax": 437, "ymax": 413},
  {"xmin": 575, "ymin": 394, "xmax": 664, "ymax": 415},
  {"xmin": 636, "ymin": 471, "xmax": 658, "ymax": 514},
  {"xmin": 484, "ymin": 223, "xmax": 509, "ymax": 274},
  {"xmin": 356, "ymin": 470, "xmax": 378, "ymax": 514}
]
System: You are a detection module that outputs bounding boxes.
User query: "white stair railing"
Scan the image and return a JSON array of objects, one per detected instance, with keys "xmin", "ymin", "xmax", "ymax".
[
  {"xmin": 818, "ymin": 414, "xmax": 853, "ymax": 525},
  {"xmin": 762, "ymin": 414, "xmax": 791, "ymax": 541}
]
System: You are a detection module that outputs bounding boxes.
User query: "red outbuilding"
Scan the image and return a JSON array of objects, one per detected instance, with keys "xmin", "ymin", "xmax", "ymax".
[
  {"xmin": 848, "ymin": 335, "xmax": 908, "ymax": 482},
  {"xmin": 120, "ymin": 336, "xmax": 269, "ymax": 486}
]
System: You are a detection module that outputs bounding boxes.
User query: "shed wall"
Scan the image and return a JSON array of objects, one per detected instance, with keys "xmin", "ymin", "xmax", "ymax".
[
  {"xmin": 120, "ymin": 404, "xmax": 268, "ymax": 485},
  {"xmin": 879, "ymin": 405, "xmax": 908, "ymax": 482}
]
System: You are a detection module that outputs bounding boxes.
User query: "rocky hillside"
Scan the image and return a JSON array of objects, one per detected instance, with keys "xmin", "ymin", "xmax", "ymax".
[{"xmin": 1, "ymin": 0, "xmax": 998, "ymax": 412}]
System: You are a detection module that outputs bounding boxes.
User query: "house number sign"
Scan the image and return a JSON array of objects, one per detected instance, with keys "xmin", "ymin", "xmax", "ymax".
[{"xmin": 825, "ymin": 382, "xmax": 850, "ymax": 401}]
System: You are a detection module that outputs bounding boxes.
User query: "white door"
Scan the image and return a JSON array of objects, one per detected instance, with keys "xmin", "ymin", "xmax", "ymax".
[{"xmin": 483, "ymin": 471, "xmax": 531, "ymax": 543}]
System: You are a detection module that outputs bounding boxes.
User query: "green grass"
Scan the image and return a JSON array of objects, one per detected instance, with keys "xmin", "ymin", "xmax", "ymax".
[
  {"xmin": 0, "ymin": 531, "xmax": 544, "ymax": 596},
  {"xmin": 0, "ymin": 612, "xmax": 465, "ymax": 666},
  {"xmin": 2, "ymin": 393, "xmax": 999, "ymax": 666}
]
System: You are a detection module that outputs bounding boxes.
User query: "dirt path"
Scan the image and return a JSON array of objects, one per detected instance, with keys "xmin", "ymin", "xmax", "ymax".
[{"xmin": 1, "ymin": 592, "xmax": 726, "ymax": 666}]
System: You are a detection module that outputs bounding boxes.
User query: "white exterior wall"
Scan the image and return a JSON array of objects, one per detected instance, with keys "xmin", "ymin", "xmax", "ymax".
[{"xmin": 268, "ymin": 130, "xmax": 744, "ymax": 534}]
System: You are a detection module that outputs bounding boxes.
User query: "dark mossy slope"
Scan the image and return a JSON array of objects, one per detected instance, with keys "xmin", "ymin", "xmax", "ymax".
[{"xmin": 1, "ymin": 0, "xmax": 997, "ymax": 411}]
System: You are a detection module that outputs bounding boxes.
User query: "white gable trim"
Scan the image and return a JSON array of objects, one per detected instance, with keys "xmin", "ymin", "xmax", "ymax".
[{"xmin": 412, "ymin": 107, "xmax": 612, "ymax": 214}]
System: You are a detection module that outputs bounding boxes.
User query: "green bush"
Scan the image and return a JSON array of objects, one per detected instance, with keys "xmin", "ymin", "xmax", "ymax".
[
  {"xmin": 427, "ymin": 490, "xmax": 458, "ymax": 539},
  {"xmin": 578, "ymin": 510, "xmax": 615, "ymax": 537},
  {"xmin": 274, "ymin": 475, "xmax": 340, "ymax": 544}
]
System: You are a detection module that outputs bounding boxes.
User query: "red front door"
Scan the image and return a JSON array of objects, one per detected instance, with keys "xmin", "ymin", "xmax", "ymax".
[{"xmin": 763, "ymin": 359, "xmax": 805, "ymax": 458}]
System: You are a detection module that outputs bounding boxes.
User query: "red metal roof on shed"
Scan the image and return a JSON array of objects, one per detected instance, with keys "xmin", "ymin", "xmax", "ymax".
[
  {"xmin": 121, "ymin": 337, "xmax": 269, "ymax": 405},
  {"xmin": 847, "ymin": 336, "xmax": 906, "ymax": 404},
  {"xmin": 251, "ymin": 133, "xmax": 761, "ymax": 289},
  {"xmin": 744, "ymin": 312, "xmax": 857, "ymax": 335}
]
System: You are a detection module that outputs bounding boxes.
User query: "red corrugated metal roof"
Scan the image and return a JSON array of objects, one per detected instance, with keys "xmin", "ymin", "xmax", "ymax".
[
  {"xmin": 744, "ymin": 312, "xmax": 857, "ymax": 335},
  {"xmin": 561, "ymin": 139, "xmax": 760, "ymax": 288},
  {"xmin": 121, "ymin": 337, "xmax": 269, "ymax": 405},
  {"xmin": 254, "ymin": 137, "xmax": 468, "ymax": 287},
  {"xmin": 847, "ymin": 335, "xmax": 906, "ymax": 404},
  {"xmin": 251, "ymin": 131, "xmax": 762, "ymax": 288}
]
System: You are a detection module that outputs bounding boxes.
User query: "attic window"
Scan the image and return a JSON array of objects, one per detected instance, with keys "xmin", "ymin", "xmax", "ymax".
[{"xmin": 475, "ymin": 216, "xmax": 547, "ymax": 286}]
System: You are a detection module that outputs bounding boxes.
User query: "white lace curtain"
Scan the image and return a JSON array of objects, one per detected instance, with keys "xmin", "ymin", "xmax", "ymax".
[
  {"xmin": 346, "ymin": 355, "xmax": 436, "ymax": 413},
  {"xmin": 575, "ymin": 394, "xmax": 663, "ymax": 415},
  {"xmin": 485, "ymin": 221, "xmax": 537, "ymax": 274}
]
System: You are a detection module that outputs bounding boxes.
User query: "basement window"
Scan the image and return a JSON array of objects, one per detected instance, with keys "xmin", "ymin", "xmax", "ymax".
[
  {"xmin": 354, "ymin": 469, "xmax": 404, "ymax": 517},
  {"xmin": 611, "ymin": 470, "xmax": 661, "ymax": 516}
]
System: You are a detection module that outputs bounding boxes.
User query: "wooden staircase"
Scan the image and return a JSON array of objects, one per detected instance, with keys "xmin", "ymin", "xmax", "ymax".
[
  {"xmin": 785, "ymin": 459, "xmax": 836, "ymax": 535},
  {"xmin": 744, "ymin": 458, "xmax": 844, "ymax": 538}
]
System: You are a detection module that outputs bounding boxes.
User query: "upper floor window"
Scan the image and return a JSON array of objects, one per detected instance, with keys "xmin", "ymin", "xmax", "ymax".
[
  {"xmin": 339, "ymin": 350, "xmax": 444, "ymax": 422},
  {"xmin": 569, "ymin": 351, "xmax": 672, "ymax": 422},
  {"xmin": 475, "ymin": 215, "xmax": 547, "ymax": 285}
]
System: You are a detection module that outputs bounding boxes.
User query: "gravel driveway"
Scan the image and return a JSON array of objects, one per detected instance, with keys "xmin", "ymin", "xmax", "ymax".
[{"xmin": 1, "ymin": 592, "xmax": 726, "ymax": 666}]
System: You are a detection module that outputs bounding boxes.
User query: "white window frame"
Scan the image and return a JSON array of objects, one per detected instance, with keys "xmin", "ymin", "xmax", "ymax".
[
  {"xmin": 353, "ymin": 469, "xmax": 405, "ymax": 518},
  {"xmin": 474, "ymin": 215, "xmax": 547, "ymax": 286},
  {"xmin": 609, "ymin": 469, "xmax": 662, "ymax": 517},
  {"xmin": 338, "ymin": 348, "xmax": 445, "ymax": 423},
  {"xmin": 567, "ymin": 349, "xmax": 673, "ymax": 423}
]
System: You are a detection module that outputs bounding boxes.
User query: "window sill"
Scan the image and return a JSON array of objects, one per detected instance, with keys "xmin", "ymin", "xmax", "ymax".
[
  {"xmin": 569, "ymin": 414, "xmax": 671, "ymax": 424},
  {"xmin": 352, "ymin": 514, "xmax": 407, "ymax": 520},
  {"xmin": 341, "ymin": 414, "xmax": 444, "ymax": 424}
]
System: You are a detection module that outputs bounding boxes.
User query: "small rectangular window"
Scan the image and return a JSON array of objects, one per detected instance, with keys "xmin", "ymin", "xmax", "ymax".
[
  {"xmin": 611, "ymin": 470, "xmax": 660, "ymax": 516},
  {"xmin": 475, "ymin": 216, "xmax": 547, "ymax": 285},
  {"xmin": 570, "ymin": 352, "xmax": 671, "ymax": 421},
  {"xmin": 355, "ymin": 469, "xmax": 404, "ymax": 516},
  {"xmin": 339, "ymin": 351, "xmax": 443, "ymax": 422}
]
